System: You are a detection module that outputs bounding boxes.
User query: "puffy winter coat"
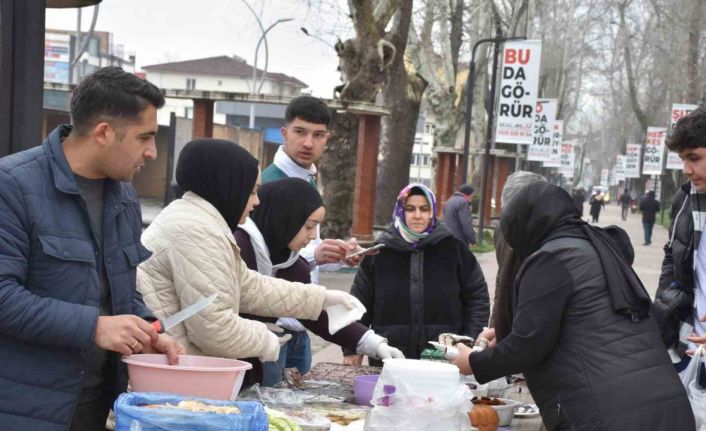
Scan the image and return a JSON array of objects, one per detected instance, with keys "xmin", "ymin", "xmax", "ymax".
[
  {"xmin": 349, "ymin": 224, "xmax": 489, "ymax": 359},
  {"xmin": 655, "ymin": 182, "xmax": 696, "ymax": 355},
  {"xmin": 137, "ymin": 191, "xmax": 326, "ymax": 361},
  {"xmin": 0, "ymin": 125, "xmax": 154, "ymax": 431},
  {"xmin": 472, "ymin": 237, "xmax": 694, "ymax": 431}
]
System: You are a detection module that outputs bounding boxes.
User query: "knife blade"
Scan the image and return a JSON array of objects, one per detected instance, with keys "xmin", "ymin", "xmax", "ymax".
[{"xmin": 152, "ymin": 293, "xmax": 218, "ymax": 334}]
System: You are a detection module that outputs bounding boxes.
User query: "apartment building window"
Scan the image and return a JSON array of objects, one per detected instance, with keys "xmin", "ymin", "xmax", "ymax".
[
  {"xmin": 186, "ymin": 78, "xmax": 196, "ymax": 90},
  {"xmin": 411, "ymin": 154, "xmax": 419, "ymax": 166},
  {"xmin": 421, "ymin": 155, "xmax": 430, "ymax": 166},
  {"xmin": 424, "ymin": 123, "xmax": 435, "ymax": 134}
]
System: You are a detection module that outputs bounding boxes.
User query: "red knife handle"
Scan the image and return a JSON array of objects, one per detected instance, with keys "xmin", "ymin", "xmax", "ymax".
[{"xmin": 152, "ymin": 320, "xmax": 164, "ymax": 334}]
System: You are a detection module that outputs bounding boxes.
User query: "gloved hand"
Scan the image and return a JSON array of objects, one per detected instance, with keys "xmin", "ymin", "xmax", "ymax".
[
  {"xmin": 356, "ymin": 330, "xmax": 405, "ymax": 360},
  {"xmin": 376, "ymin": 343, "xmax": 405, "ymax": 360},
  {"xmin": 265, "ymin": 323, "xmax": 292, "ymax": 346},
  {"xmin": 324, "ymin": 289, "xmax": 362, "ymax": 310}
]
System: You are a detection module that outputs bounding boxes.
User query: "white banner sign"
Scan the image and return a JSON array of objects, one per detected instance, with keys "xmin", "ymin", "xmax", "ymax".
[
  {"xmin": 643, "ymin": 127, "xmax": 666, "ymax": 175},
  {"xmin": 625, "ymin": 144, "xmax": 642, "ymax": 178},
  {"xmin": 666, "ymin": 103, "xmax": 698, "ymax": 170},
  {"xmin": 600, "ymin": 169, "xmax": 609, "ymax": 187},
  {"xmin": 559, "ymin": 142, "xmax": 575, "ymax": 178},
  {"xmin": 527, "ymin": 99, "xmax": 557, "ymax": 162},
  {"xmin": 543, "ymin": 120, "xmax": 563, "ymax": 168},
  {"xmin": 615, "ymin": 155, "xmax": 626, "ymax": 182},
  {"xmin": 495, "ymin": 40, "xmax": 543, "ymax": 145},
  {"xmin": 645, "ymin": 176, "xmax": 662, "ymax": 201}
]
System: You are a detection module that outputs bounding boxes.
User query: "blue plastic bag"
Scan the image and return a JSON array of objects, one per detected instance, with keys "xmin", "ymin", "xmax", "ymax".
[{"xmin": 114, "ymin": 392, "xmax": 268, "ymax": 431}]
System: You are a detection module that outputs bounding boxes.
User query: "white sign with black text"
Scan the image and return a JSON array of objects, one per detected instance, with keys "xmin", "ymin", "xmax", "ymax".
[
  {"xmin": 494, "ymin": 40, "xmax": 543, "ymax": 145},
  {"xmin": 643, "ymin": 127, "xmax": 667, "ymax": 176},
  {"xmin": 527, "ymin": 99, "xmax": 557, "ymax": 162},
  {"xmin": 625, "ymin": 144, "xmax": 642, "ymax": 178}
]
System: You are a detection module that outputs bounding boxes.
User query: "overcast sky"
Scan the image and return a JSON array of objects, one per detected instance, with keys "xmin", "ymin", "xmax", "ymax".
[{"xmin": 45, "ymin": 0, "xmax": 350, "ymax": 97}]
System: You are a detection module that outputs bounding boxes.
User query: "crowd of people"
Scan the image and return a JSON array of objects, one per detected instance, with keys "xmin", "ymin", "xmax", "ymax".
[{"xmin": 0, "ymin": 66, "xmax": 704, "ymax": 430}]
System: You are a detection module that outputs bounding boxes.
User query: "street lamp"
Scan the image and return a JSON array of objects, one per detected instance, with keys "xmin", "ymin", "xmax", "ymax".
[
  {"xmin": 239, "ymin": 0, "xmax": 292, "ymax": 129},
  {"xmin": 248, "ymin": 17, "xmax": 293, "ymax": 128},
  {"xmin": 460, "ymin": 34, "xmax": 526, "ymax": 245}
]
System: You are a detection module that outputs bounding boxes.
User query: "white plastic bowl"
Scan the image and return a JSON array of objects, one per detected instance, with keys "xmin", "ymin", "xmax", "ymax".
[{"xmin": 489, "ymin": 398, "xmax": 520, "ymax": 426}]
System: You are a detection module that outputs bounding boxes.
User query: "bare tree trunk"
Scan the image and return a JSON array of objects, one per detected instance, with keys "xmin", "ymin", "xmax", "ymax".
[
  {"xmin": 320, "ymin": 113, "xmax": 359, "ymax": 238},
  {"xmin": 374, "ymin": 68, "xmax": 427, "ymax": 226},
  {"xmin": 687, "ymin": 0, "xmax": 702, "ymax": 103},
  {"xmin": 618, "ymin": 0, "xmax": 650, "ymax": 131},
  {"xmin": 320, "ymin": 0, "xmax": 405, "ymax": 238},
  {"xmin": 374, "ymin": 0, "xmax": 424, "ymax": 225}
]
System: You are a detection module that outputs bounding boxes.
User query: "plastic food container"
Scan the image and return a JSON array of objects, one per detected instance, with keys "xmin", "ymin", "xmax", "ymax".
[
  {"xmin": 489, "ymin": 398, "xmax": 520, "ymax": 426},
  {"xmin": 122, "ymin": 354, "xmax": 252, "ymax": 400},
  {"xmin": 353, "ymin": 374, "xmax": 380, "ymax": 406}
]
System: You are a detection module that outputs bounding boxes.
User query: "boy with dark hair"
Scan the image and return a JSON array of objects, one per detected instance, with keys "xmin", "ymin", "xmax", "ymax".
[
  {"xmin": 259, "ymin": 95, "xmax": 364, "ymax": 386},
  {"xmin": 656, "ymin": 107, "xmax": 706, "ymax": 377},
  {"xmin": 0, "ymin": 66, "xmax": 181, "ymax": 431}
]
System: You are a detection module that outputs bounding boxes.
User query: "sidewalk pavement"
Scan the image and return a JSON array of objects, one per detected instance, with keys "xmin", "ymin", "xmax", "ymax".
[{"xmin": 310, "ymin": 200, "xmax": 671, "ymax": 365}]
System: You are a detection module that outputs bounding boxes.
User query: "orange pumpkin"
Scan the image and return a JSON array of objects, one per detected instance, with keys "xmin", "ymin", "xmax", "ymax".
[{"xmin": 468, "ymin": 404, "xmax": 499, "ymax": 431}]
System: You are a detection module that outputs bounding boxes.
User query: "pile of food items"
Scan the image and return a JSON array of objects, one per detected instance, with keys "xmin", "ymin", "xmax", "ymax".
[
  {"xmin": 142, "ymin": 400, "xmax": 242, "ymax": 415},
  {"xmin": 471, "ymin": 396, "xmax": 506, "ymax": 406}
]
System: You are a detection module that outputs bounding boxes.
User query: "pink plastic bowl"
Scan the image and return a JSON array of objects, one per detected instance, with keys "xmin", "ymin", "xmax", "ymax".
[
  {"xmin": 122, "ymin": 354, "xmax": 252, "ymax": 400},
  {"xmin": 353, "ymin": 374, "xmax": 380, "ymax": 406}
]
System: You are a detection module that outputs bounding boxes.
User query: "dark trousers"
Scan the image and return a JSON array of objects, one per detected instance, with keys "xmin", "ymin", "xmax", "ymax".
[
  {"xmin": 70, "ymin": 389, "xmax": 112, "ymax": 431},
  {"xmin": 621, "ymin": 205, "xmax": 629, "ymax": 220},
  {"xmin": 643, "ymin": 221, "xmax": 655, "ymax": 244}
]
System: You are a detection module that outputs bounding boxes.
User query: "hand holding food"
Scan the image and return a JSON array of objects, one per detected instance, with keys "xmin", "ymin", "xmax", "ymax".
[{"xmin": 449, "ymin": 342, "xmax": 474, "ymax": 375}]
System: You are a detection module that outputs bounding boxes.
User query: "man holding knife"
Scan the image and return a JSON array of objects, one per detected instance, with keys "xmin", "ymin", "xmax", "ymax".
[{"xmin": 0, "ymin": 67, "xmax": 182, "ymax": 431}]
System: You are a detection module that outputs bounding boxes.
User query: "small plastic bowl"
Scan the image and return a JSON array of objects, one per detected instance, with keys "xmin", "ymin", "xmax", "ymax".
[
  {"xmin": 122, "ymin": 354, "xmax": 252, "ymax": 400},
  {"xmin": 489, "ymin": 398, "xmax": 520, "ymax": 426},
  {"xmin": 353, "ymin": 374, "xmax": 380, "ymax": 406}
]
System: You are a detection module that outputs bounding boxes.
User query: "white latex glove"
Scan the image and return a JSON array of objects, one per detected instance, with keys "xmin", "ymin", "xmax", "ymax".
[
  {"xmin": 258, "ymin": 326, "xmax": 292, "ymax": 362},
  {"xmin": 376, "ymin": 343, "xmax": 405, "ymax": 360},
  {"xmin": 324, "ymin": 289, "xmax": 361, "ymax": 310},
  {"xmin": 356, "ymin": 330, "xmax": 405, "ymax": 360}
]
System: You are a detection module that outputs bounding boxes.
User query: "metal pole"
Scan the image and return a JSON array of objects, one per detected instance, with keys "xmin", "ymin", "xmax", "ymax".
[
  {"xmin": 248, "ymin": 18, "xmax": 293, "ymax": 129},
  {"xmin": 461, "ymin": 36, "xmax": 526, "ymax": 244},
  {"xmin": 477, "ymin": 36, "xmax": 503, "ymax": 245},
  {"xmin": 461, "ymin": 38, "xmax": 499, "ymax": 183}
]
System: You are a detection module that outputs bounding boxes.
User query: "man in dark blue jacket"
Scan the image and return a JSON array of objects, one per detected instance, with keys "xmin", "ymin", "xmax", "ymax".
[{"xmin": 0, "ymin": 67, "xmax": 182, "ymax": 431}]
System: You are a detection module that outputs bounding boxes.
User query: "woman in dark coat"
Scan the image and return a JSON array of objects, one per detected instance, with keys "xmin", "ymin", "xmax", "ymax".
[
  {"xmin": 234, "ymin": 178, "xmax": 402, "ymax": 385},
  {"xmin": 451, "ymin": 182, "xmax": 695, "ymax": 431},
  {"xmin": 589, "ymin": 192, "xmax": 605, "ymax": 222},
  {"xmin": 343, "ymin": 183, "xmax": 490, "ymax": 365}
]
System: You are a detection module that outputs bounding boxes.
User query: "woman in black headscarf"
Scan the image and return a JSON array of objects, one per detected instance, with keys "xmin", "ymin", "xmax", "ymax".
[
  {"xmin": 235, "ymin": 178, "xmax": 402, "ymax": 386},
  {"xmin": 451, "ymin": 182, "xmax": 694, "ymax": 431},
  {"xmin": 137, "ymin": 139, "xmax": 360, "ymax": 364}
]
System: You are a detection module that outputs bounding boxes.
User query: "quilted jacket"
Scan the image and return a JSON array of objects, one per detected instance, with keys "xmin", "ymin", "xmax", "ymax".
[{"xmin": 137, "ymin": 191, "xmax": 327, "ymax": 361}]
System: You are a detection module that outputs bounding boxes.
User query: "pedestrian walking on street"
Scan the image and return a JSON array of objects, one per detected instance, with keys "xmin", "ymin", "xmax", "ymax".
[
  {"xmin": 450, "ymin": 182, "xmax": 695, "ymax": 431},
  {"xmin": 619, "ymin": 188, "xmax": 631, "ymax": 221},
  {"xmin": 443, "ymin": 184, "xmax": 477, "ymax": 246},
  {"xmin": 589, "ymin": 192, "xmax": 605, "ymax": 222},
  {"xmin": 639, "ymin": 190, "xmax": 660, "ymax": 245}
]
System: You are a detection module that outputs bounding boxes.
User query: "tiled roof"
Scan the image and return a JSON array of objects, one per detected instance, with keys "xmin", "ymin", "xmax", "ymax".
[{"xmin": 142, "ymin": 55, "xmax": 307, "ymax": 87}]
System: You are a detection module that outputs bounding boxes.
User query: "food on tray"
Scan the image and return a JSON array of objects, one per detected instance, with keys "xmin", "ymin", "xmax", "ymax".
[
  {"xmin": 438, "ymin": 333, "xmax": 475, "ymax": 348},
  {"xmin": 472, "ymin": 396, "xmax": 506, "ymax": 406},
  {"xmin": 323, "ymin": 409, "xmax": 365, "ymax": 426},
  {"xmin": 143, "ymin": 400, "xmax": 241, "ymax": 414}
]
